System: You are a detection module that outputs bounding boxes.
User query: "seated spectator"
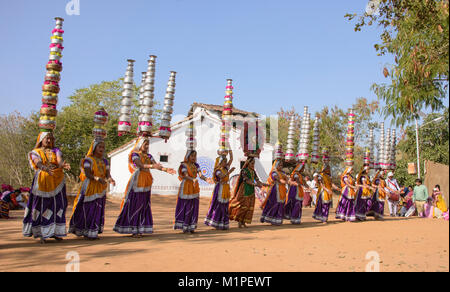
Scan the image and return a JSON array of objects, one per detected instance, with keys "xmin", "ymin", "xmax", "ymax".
[
  {"xmin": 424, "ymin": 185, "xmax": 448, "ymax": 219},
  {"xmin": 2, "ymin": 189, "xmax": 21, "ymax": 210},
  {"xmin": 399, "ymin": 186, "xmax": 415, "ymax": 217},
  {"xmin": 433, "ymin": 185, "xmax": 448, "ymax": 214}
]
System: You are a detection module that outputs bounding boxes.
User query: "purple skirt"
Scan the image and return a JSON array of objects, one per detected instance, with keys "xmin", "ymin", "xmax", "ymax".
[
  {"xmin": 260, "ymin": 186, "xmax": 285, "ymax": 225},
  {"xmin": 284, "ymin": 186, "xmax": 303, "ymax": 224},
  {"xmin": 336, "ymin": 189, "xmax": 356, "ymax": 222},
  {"xmin": 367, "ymin": 190, "xmax": 385, "ymax": 219},
  {"xmin": 113, "ymin": 190, "xmax": 153, "ymax": 234},
  {"xmin": 312, "ymin": 194, "xmax": 331, "ymax": 222},
  {"xmin": 23, "ymin": 178, "xmax": 68, "ymax": 239},
  {"xmin": 204, "ymin": 184, "xmax": 229, "ymax": 230},
  {"xmin": 69, "ymin": 190, "xmax": 106, "ymax": 238},
  {"xmin": 355, "ymin": 189, "xmax": 371, "ymax": 221},
  {"xmin": 174, "ymin": 197, "xmax": 199, "ymax": 232}
]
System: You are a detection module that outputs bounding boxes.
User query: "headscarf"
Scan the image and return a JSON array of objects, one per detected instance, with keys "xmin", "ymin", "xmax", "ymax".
[
  {"xmin": 34, "ymin": 132, "xmax": 54, "ymax": 149},
  {"xmin": 86, "ymin": 138, "xmax": 104, "ymax": 158},
  {"xmin": 321, "ymin": 163, "xmax": 331, "ymax": 176},
  {"xmin": 214, "ymin": 155, "xmax": 227, "ymax": 171},
  {"xmin": 242, "ymin": 157, "xmax": 255, "ymax": 170},
  {"xmin": 184, "ymin": 150, "xmax": 196, "ymax": 163},
  {"xmin": 290, "ymin": 162, "xmax": 305, "ymax": 180},
  {"xmin": 128, "ymin": 137, "xmax": 149, "ymax": 173}
]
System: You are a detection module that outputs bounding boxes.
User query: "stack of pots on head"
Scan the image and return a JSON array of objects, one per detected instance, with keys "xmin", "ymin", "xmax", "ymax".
[
  {"xmin": 364, "ymin": 148, "xmax": 371, "ymax": 169},
  {"xmin": 274, "ymin": 141, "xmax": 284, "ymax": 161},
  {"xmin": 186, "ymin": 122, "xmax": 196, "ymax": 151},
  {"xmin": 322, "ymin": 147, "xmax": 330, "ymax": 165},
  {"xmin": 344, "ymin": 109, "xmax": 355, "ymax": 167},
  {"xmin": 378, "ymin": 122, "xmax": 386, "ymax": 170},
  {"xmin": 93, "ymin": 108, "xmax": 108, "ymax": 140},
  {"xmin": 40, "ymin": 17, "xmax": 65, "ymax": 133},
  {"xmin": 296, "ymin": 106, "xmax": 311, "ymax": 163},
  {"xmin": 285, "ymin": 115, "xmax": 297, "ymax": 162},
  {"xmin": 138, "ymin": 56, "xmax": 156, "ymax": 137},
  {"xmin": 218, "ymin": 79, "xmax": 234, "ymax": 156},
  {"xmin": 118, "ymin": 59, "xmax": 135, "ymax": 136},
  {"xmin": 389, "ymin": 129, "xmax": 397, "ymax": 170},
  {"xmin": 138, "ymin": 72, "xmax": 146, "ymax": 121},
  {"xmin": 310, "ymin": 117, "xmax": 320, "ymax": 164},
  {"xmin": 159, "ymin": 71, "xmax": 177, "ymax": 139},
  {"xmin": 384, "ymin": 128, "xmax": 391, "ymax": 170},
  {"xmin": 369, "ymin": 128, "xmax": 375, "ymax": 169}
]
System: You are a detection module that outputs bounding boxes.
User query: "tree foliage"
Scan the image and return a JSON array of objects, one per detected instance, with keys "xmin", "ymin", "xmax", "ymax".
[
  {"xmin": 346, "ymin": 0, "xmax": 449, "ymax": 126},
  {"xmin": 395, "ymin": 107, "xmax": 449, "ymax": 186},
  {"xmin": 0, "ymin": 79, "xmax": 161, "ymax": 189}
]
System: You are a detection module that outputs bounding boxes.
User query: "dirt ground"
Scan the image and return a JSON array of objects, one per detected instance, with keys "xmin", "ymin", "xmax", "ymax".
[{"xmin": 0, "ymin": 194, "xmax": 448, "ymax": 272}]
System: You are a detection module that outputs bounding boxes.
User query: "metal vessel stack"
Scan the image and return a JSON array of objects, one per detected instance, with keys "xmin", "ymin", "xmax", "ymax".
[
  {"xmin": 384, "ymin": 127, "xmax": 391, "ymax": 170},
  {"xmin": 218, "ymin": 79, "xmax": 234, "ymax": 156},
  {"xmin": 368, "ymin": 128, "xmax": 375, "ymax": 169},
  {"xmin": 274, "ymin": 141, "xmax": 284, "ymax": 161},
  {"xmin": 285, "ymin": 115, "xmax": 297, "ymax": 162},
  {"xmin": 93, "ymin": 108, "xmax": 109, "ymax": 140},
  {"xmin": 39, "ymin": 17, "xmax": 65, "ymax": 133},
  {"xmin": 159, "ymin": 71, "xmax": 177, "ymax": 139},
  {"xmin": 310, "ymin": 117, "xmax": 320, "ymax": 164},
  {"xmin": 138, "ymin": 56, "xmax": 156, "ymax": 137},
  {"xmin": 378, "ymin": 122, "xmax": 386, "ymax": 169},
  {"xmin": 186, "ymin": 122, "xmax": 197, "ymax": 151},
  {"xmin": 296, "ymin": 106, "xmax": 311, "ymax": 162},
  {"xmin": 344, "ymin": 109, "xmax": 355, "ymax": 167},
  {"xmin": 389, "ymin": 129, "xmax": 397, "ymax": 170},
  {"xmin": 118, "ymin": 59, "xmax": 135, "ymax": 136}
]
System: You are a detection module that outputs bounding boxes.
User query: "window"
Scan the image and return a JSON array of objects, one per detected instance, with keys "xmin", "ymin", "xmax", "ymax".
[{"xmin": 160, "ymin": 155, "xmax": 169, "ymax": 163}]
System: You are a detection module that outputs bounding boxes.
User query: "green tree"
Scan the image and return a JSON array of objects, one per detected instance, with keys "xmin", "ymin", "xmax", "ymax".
[
  {"xmin": 346, "ymin": 0, "xmax": 449, "ymax": 126},
  {"xmin": 0, "ymin": 112, "xmax": 36, "ymax": 187},
  {"xmin": 395, "ymin": 107, "xmax": 449, "ymax": 186}
]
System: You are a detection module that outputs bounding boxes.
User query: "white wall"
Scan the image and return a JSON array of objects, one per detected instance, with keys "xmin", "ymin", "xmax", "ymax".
[{"xmin": 109, "ymin": 108, "xmax": 274, "ymax": 198}]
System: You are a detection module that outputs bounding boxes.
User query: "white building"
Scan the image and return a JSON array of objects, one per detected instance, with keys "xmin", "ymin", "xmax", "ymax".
[{"xmin": 108, "ymin": 103, "xmax": 275, "ymax": 198}]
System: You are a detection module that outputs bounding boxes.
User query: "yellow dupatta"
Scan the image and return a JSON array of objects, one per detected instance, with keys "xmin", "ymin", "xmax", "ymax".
[
  {"xmin": 28, "ymin": 132, "xmax": 64, "ymax": 195},
  {"xmin": 72, "ymin": 140, "xmax": 108, "ymax": 212},
  {"xmin": 178, "ymin": 150, "xmax": 200, "ymax": 196}
]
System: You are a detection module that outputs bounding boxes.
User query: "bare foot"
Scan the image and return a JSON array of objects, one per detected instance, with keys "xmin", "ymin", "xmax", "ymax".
[{"xmin": 39, "ymin": 238, "xmax": 46, "ymax": 244}]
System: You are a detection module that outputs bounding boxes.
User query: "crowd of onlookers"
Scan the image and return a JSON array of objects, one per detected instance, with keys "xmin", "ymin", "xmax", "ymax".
[
  {"xmin": 0, "ymin": 184, "xmax": 30, "ymax": 219},
  {"xmin": 399, "ymin": 179, "xmax": 449, "ymax": 220},
  {"xmin": 300, "ymin": 174, "xmax": 448, "ymax": 220}
]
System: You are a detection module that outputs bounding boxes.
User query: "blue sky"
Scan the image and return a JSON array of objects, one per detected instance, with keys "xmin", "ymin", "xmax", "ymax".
[{"xmin": 0, "ymin": 0, "xmax": 444, "ymax": 128}]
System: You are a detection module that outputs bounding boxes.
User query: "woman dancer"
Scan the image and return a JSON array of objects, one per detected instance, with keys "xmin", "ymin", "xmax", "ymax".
[
  {"xmin": 174, "ymin": 150, "xmax": 210, "ymax": 233},
  {"xmin": 312, "ymin": 164, "xmax": 339, "ymax": 224},
  {"xmin": 354, "ymin": 167, "xmax": 374, "ymax": 221},
  {"xmin": 229, "ymin": 157, "xmax": 268, "ymax": 228},
  {"xmin": 367, "ymin": 169, "xmax": 388, "ymax": 220},
  {"xmin": 69, "ymin": 139, "xmax": 115, "ymax": 240},
  {"xmin": 284, "ymin": 162, "xmax": 307, "ymax": 224},
  {"xmin": 260, "ymin": 160, "xmax": 288, "ymax": 225},
  {"xmin": 335, "ymin": 166, "xmax": 358, "ymax": 222},
  {"xmin": 204, "ymin": 151, "xmax": 235, "ymax": 230},
  {"xmin": 23, "ymin": 132, "xmax": 71, "ymax": 243},
  {"xmin": 114, "ymin": 137, "xmax": 175, "ymax": 237}
]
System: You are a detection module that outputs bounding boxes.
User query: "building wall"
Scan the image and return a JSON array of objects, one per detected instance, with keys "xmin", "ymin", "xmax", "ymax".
[
  {"xmin": 424, "ymin": 160, "xmax": 449, "ymax": 208},
  {"xmin": 109, "ymin": 108, "xmax": 274, "ymax": 198}
]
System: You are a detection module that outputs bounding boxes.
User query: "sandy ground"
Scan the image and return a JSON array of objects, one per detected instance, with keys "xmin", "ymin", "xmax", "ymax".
[{"xmin": 0, "ymin": 194, "xmax": 448, "ymax": 272}]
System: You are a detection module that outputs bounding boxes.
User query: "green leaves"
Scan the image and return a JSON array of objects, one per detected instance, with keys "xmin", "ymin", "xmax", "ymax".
[{"xmin": 346, "ymin": 0, "xmax": 449, "ymax": 126}]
